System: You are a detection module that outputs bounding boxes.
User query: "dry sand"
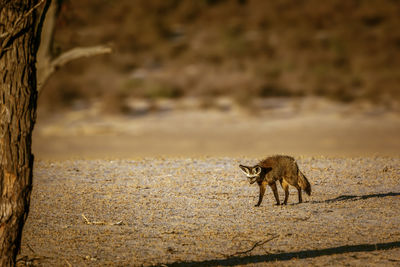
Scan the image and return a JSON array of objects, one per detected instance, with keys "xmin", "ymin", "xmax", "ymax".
[
  {"xmin": 20, "ymin": 98, "xmax": 400, "ymax": 266},
  {"xmin": 33, "ymin": 97, "xmax": 400, "ymax": 159},
  {"xmin": 19, "ymin": 157, "xmax": 400, "ymax": 266}
]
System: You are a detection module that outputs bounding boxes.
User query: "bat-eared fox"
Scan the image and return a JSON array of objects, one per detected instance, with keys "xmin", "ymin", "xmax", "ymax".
[{"xmin": 239, "ymin": 155, "xmax": 311, "ymax": 207}]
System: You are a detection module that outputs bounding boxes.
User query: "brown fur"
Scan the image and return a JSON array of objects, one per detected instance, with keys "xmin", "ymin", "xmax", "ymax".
[{"xmin": 239, "ymin": 155, "xmax": 311, "ymax": 207}]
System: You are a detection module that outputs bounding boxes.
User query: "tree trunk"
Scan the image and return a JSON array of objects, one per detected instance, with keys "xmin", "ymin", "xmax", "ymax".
[{"xmin": 0, "ymin": 0, "xmax": 39, "ymax": 265}]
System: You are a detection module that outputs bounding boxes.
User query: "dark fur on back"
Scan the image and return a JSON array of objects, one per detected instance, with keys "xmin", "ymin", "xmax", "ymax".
[{"xmin": 258, "ymin": 155, "xmax": 299, "ymax": 185}]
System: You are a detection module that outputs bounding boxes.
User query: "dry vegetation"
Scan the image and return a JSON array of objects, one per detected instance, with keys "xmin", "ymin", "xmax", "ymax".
[{"xmin": 39, "ymin": 0, "xmax": 400, "ymax": 114}]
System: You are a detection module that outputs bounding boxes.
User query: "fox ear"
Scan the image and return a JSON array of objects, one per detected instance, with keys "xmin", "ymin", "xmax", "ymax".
[
  {"xmin": 239, "ymin": 165, "xmax": 250, "ymax": 175},
  {"xmin": 255, "ymin": 165, "xmax": 262, "ymax": 175}
]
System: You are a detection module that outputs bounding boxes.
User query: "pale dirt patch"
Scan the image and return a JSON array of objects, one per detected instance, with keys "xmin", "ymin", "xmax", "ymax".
[{"xmin": 33, "ymin": 97, "xmax": 400, "ymax": 159}]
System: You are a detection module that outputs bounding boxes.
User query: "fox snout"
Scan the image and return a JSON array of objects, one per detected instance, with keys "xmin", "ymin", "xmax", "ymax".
[
  {"xmin": 248, "ymin": 176, "xmax": 258, "ymax": 184},
  {"xmin": 239, "ymin": 164, "xmax": 261, "ymax": 184}
]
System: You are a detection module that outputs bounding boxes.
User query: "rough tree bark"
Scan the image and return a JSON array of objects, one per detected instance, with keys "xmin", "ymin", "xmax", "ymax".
[
  {"xmin": 0, "ymin": 0, "xmax": 41, "ymax": 265},
  {"xmin": 0, "ymin": 0, "xmax": 110, "ymax": 264}
]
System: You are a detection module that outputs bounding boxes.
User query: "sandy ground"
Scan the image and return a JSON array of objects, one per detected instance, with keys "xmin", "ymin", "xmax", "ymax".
[
  {"xmin": 19, "ymin": 157, "xmax": 400, "ymax": 266},
  {"xmin": 19, "ymin": 98, "xmax": 400, "ymax": 266},
  {"xmin": 33, "ymin": 97, "xmax": 400, "ymax": 159}
]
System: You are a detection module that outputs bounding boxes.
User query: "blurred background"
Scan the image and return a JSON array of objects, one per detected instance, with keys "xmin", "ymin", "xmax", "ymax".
[{"xmin": 33, "ymin": 0, "xmax": 400, "ymax": 159}]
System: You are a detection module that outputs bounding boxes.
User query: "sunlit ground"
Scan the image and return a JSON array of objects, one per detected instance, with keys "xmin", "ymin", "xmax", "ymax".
[{"xmin": 33, "ymin": 97, "xmax": 400, "ymax": 159}]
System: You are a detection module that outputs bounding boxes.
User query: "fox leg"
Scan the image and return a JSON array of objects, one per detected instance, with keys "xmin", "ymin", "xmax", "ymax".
[
  {"xmin": 295, "ymin": 184, "xmax": 303, "ymax": 203},
  {"xmin": 255, "ymin": 182, "xmax": 266, "ymax": 207},
  {"xmin": 269, "ymin": 182, "xmax": 280, "ymax": 205},
  {"xmin": 281, "ymin": 180, "xmax": 290, "ymax": 205},
  {"xmin": 284, "ymin": 174, "xmax": 303, "ymax": 204}
]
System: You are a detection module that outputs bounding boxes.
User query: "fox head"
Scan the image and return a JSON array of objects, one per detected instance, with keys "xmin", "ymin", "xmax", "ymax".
[
  {"xmin": 239, "ymin": 164, "xmax": 272, "ymax": 184},
  {"xmin": 239, "ymin": 164, "xmax": 262, "ymax": 184}
]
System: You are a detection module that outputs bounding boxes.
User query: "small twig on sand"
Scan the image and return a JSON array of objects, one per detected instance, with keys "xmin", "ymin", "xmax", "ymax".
[
  {"xmin": 65, "ymin": 258, "xmax": 73, "ymax": 267},
  {"xmin": 16, "ymin": 255, "xmax": 51, "ymax": 266},
  {"xmin": 223, "ymin": 234, "xmax": 279, "ymax": 258},
  {"xmin": 17, "ymin": 243, "xmax": 53, "ymax": 266},
  {"xmin": 81, "ymin": 214, "xmax": 123, "ymax": 226},
  {"xmin": 27, "ymin": 243, "xmax": 36, "ymax": 253}
]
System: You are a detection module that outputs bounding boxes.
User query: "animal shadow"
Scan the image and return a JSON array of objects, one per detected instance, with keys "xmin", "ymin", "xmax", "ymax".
[
  {"xmin": 312, "ymin": 192, "xmax": 400, "ymax": 204},
  {"xmin": 163, "ymin": 240, "xmax": 400, "ymax": 266}
]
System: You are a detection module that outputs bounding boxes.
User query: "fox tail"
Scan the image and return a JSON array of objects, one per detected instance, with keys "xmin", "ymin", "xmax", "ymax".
[{"xmin": 298, "ymin": 171, "xmax": 311, "ymax": 196}]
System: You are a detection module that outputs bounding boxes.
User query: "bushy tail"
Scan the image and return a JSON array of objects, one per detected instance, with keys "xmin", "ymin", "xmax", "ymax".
[{"xmin": 298, "ymin": 171, "xmax": 311, "ymax": 196}]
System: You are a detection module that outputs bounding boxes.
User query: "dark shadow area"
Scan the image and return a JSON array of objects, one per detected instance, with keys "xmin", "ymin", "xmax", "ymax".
[
  {"xmin": 312, "ymin": 192, "xmax": 400, "ymax": 204},
  {"xmin": 162, "ymin": 241, "xmax": 400, "ymax": 267}
]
